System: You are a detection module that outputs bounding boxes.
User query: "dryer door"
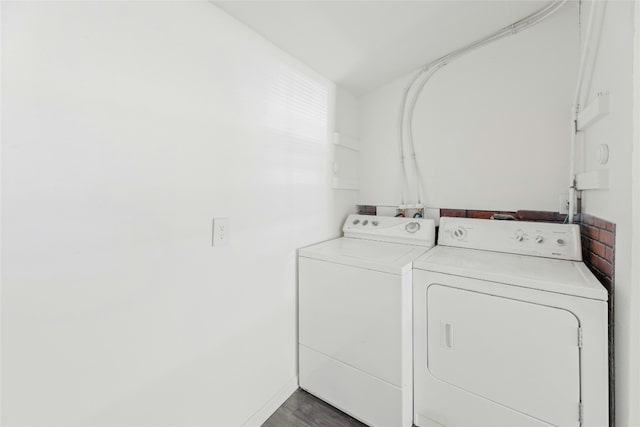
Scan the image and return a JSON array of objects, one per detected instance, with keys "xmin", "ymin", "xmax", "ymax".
[{"xmin": 426, "ymin": 284, "xmax": 580, "ymax": 426}]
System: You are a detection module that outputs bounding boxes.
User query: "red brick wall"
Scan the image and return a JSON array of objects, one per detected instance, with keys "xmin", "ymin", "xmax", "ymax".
[
  {"xmin": 440, "ymin": 208, "xmax": 569, "ymax": 223},
  {"xmin": 578, "ymin": 213, "xmax": 616, "ymax": 293},
  {"xmin": 356, "ymin": 204, "xmax": 377, "ymax": 215}
]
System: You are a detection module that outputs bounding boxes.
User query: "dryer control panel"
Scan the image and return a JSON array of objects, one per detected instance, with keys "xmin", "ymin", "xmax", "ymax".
[
  {"xmin": 438, "ymin": 217, "xmax": 582, "ymax": 260},
  {"xmin": 343, "ymin": 214, "xmax": 436, "ymax": 247}
]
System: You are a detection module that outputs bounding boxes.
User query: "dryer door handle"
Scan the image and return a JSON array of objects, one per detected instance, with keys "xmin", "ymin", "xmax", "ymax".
[{"xmin": 441, "ymin": 322, "xmax": 454, "ymax": 349}]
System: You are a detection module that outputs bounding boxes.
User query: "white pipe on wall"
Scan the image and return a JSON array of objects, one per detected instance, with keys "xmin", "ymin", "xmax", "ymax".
[
  {"xmin": 626, "ymin": 1, "xmax": 640, "ymax": 421},
  {"xmin": 568, "ymin": 0, "xmax": 600, "ymax": 222},
  {"xmin": 397, "ymin": 0, "xmax": 566, "ymax": 207}
]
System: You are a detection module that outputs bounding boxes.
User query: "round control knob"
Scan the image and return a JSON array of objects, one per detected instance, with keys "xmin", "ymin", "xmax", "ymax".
[
  {"xmin": 362, "ymin": 220, "xmax": 369, "ymax": 226},
  {"xmin": 515, "ymin": 235, "xmax": 524, "ymax": 242},
  {"xmin": 372, "ymin": 221, "xmax": 379, "ymax": 226},
  {"xmin": 352, "ymin": 219, "xmax": 360, "ymax": 225},
  {"xmin": 405, "ymin": 222, "xmax": 420, "ymax": 233},
  {"xmin": 535, "ymin": 236, "xmax": 544, "ymax": 244},
  {"xmin": 556, "ymin": 238, "xmax": 565, "ymax": 246},
  {"xmin": 452, "ymin": 227, "xmax": 466, "ymax": 239}
]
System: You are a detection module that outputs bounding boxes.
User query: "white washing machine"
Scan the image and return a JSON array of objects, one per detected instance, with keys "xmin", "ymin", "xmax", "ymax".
[
  {"xmin": 413, "ymin": 217, "xmax": 608, "ymax": 427},
  {"xmin": 299, "ymin": 214, "xmax": 436, "ymax": 427}
]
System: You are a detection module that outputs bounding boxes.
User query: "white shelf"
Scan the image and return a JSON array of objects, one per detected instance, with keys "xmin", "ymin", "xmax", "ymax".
[
  {"xmin": 332, "ymin": 178, "xmax": 359, "ymax": 191},
  {"xmin": 333, "ymin": 132, "xmax": 360, "ymax": 152}
]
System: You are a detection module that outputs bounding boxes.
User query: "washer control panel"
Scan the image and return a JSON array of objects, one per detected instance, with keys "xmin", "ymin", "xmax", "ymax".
[
  {"xmin": 440, "ymin": 217, "xmax": 582, "ymax": 260},
  {"xmin": 343, "ymin": 214, "xmax": 435, "ymax": 247}
]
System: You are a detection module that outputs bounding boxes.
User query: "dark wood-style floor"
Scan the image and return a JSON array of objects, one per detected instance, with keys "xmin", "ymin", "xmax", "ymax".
[{"xmin": 262, "ymin": 389, "xmax": 368, "ymax": 427}]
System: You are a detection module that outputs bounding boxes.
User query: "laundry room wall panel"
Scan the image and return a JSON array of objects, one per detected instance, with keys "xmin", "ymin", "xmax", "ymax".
[
  {"xmin": 1, "ymin": 2, "xmax": 357, "ymax": 426},
  {"xmin": 574, "ymin": 2, "xmax": 635, "ymax": 426},
  {"xmin": 358, "ymin": 3, "xmax": 579, "ymax": 212}
]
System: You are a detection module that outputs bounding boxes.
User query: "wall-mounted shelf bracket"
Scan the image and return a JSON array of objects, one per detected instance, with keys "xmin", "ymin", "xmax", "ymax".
[
  {"xmin": 577, "ymin": 92, "xmax": 609, "ymax": 131},
  {"xmin": 576, "ymin": 170, "xmax": 609, "ymax": 190}
]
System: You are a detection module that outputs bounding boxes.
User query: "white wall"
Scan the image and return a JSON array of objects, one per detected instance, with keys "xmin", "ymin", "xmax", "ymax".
[
  {"xmin": 358, "ymin": 3, "xmax": 579, "ymax": 211},
  {"xmin": 632, "ymin": 4, "xmax": 640, "ymax": 425},
  {"xmin": 1, "ymin": 2, "xmax": 356, "ymax": 426},
  {"xmin": 577, "ymin": 2, "xmax": 637, "ymax": 426}
]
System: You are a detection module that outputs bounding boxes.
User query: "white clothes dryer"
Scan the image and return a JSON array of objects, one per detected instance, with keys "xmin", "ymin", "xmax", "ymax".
[
  {"xmin": 413, "ymin": 217, "xmax": 608, "ymax": 427},
  {"xmin": 299, "ymin": 214, "xmax": 436, "ymax": 427}
]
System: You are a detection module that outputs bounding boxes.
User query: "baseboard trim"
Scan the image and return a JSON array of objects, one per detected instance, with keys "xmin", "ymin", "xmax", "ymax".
[{"xmin": 241, "ymin": 375, "xmax": 299, "ymax": 427}]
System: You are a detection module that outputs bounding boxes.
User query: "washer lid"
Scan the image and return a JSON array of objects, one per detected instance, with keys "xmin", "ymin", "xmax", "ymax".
[
  {"xmin": 299, "ymin": 237, "xmax": 430, "ymax": 275},
  {"xmin": 413, "ymin": 246, "xmax": 607, "ymax": 301}
]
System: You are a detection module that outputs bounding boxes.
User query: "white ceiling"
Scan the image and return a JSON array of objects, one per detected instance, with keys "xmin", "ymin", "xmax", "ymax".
[{"xmin": 214, "ymin": 1, "xmax": 550, "ymax": 96}]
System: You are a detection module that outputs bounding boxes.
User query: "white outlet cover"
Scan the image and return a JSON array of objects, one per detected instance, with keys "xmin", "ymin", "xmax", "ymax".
[{"xmin": 212, "ymin": 217, "xmax": 229, "ymax": 246}]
